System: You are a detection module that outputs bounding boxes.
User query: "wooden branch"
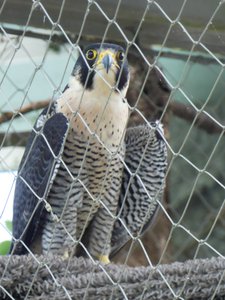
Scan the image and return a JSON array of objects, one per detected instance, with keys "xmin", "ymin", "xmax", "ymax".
[
  {"xmin": 0, "ymin": 100, "xmax": 50, "ymax": 124},
  {"xmin": 169, "ymin": 101, "xmax": 224, "ymax": 134},
  {"xmin": 0, "ymin": 98, "xmax": 224, "ymax": 135}
]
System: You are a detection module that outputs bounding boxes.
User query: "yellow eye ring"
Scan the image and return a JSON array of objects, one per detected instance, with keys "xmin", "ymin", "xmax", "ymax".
[
  {"xmin": 117, "ymin": 50, "xmax": 125, "ymax": 61},
  {"xmin": 86, "ymin": 49, "xmax": 98, "ymax": 60}
]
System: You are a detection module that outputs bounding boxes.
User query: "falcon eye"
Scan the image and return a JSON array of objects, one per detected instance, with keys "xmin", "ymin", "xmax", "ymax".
[
  {"xmin": 117, "ymin": 51, "xmax": 125, "ymax": 62},
  {"xmin": 86, "ymin": 49, "xmax": 98, "ymax": 60}
]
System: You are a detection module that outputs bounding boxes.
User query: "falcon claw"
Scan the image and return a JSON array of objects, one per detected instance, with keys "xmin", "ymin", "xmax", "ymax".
[
  {"xmin": 63, "ymin": 250, "xmax": 69, "ymax": 260},
  {"xmin": 97, "ymin": 254, "xmax": 110, "ymax": 264}
]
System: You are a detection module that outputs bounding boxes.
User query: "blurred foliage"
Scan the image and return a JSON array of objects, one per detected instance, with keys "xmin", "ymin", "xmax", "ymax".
[
  {"xmin": 0, "ymin": 220, "xmax": 12, "ymax": 255},
  {"xmin": 5, "ymin": 220, "xmax": 12, "ymax": 232},
  {"xmin": 0, "ymin": 241, "xmax": 11, "ymax": 255},
  {"xmin": 49, "ymin": 41, "xmax": 61, "ymax": 52}
]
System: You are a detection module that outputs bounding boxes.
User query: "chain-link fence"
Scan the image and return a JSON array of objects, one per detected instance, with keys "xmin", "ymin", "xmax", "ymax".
[{"xmin": 0, "ymin": 0, "xmax": 225, "ymax": 299}]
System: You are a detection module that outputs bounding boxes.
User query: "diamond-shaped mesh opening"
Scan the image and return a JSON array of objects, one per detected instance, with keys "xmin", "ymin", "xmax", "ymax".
[{"xmin": 1, "ymin": 0, "xmax": 225, "ymax": 299}]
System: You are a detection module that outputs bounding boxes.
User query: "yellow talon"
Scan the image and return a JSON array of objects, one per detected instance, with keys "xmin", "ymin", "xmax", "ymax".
[
  {"xmin": 63, "ymin": 250, "xmax": 69, "ymax": 260},
  {"xmin": 98, "ymin": 255, "xmax": 110, "ymax": 264}
]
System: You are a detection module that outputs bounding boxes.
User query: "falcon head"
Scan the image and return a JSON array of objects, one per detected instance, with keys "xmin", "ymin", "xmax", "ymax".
[{"xmin": 72, "ymin": 43, "xmax": 130, "ymax": 96}]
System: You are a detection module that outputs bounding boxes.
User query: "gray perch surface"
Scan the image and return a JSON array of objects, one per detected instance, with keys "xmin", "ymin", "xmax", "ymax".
[{"xmin": 0, "ymin": 255, "xmax": 225, "ymax": 299}]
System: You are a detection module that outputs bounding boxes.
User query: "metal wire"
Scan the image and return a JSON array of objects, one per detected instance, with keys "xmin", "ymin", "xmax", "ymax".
[{"xmin": 0, "ymin": 0, "xmax": 225, "ymax": 299}]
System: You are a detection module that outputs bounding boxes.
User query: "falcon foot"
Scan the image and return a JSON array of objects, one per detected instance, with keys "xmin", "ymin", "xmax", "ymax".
[{"xmin": 97, "ymin": 254, "xmax": 110, "ymax": 264}]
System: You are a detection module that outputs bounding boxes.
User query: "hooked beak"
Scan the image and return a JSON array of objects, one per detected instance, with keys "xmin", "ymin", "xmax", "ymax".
[
  {"xmin": 95, "ymin": 50, "xmax": 118, "ymax": 74},
  {"xmin": 101, "ymin": 54, "xmax": 113, "ymax": 73}
]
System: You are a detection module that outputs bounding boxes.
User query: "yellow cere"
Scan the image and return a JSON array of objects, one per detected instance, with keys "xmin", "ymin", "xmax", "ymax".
[{"xmin": 95, "ymin": 49, "xmax": 120, "ymax": 68}]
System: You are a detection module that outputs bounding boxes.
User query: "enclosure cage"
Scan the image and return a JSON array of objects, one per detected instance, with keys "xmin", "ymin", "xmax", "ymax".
[{"xmin": 0, "ymin": 0, "xmax": 225, "ymax": 299}]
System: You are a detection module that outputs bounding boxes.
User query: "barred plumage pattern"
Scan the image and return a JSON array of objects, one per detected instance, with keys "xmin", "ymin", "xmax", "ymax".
[
  {"xmin": 111, "ymin": 124, "xmax": 167, "ymax": 254},
  {"xmin": 43, "ymin": 128, "xmax": 125, "ymax": 259},
  {"xmin": 10, "ymin": 44, "xmax": 167, "ymax": 263}
]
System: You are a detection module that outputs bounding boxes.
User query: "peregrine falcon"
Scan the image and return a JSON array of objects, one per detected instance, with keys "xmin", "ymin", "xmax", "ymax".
[{"xmin": 10, "ymin": 43, "xmax": 167, "ymax": 264}]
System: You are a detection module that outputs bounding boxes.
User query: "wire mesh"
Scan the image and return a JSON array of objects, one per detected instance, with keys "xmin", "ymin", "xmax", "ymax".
[{"xmin": 0, "ymin": 0, "xmax": 225, "ymax": 299}]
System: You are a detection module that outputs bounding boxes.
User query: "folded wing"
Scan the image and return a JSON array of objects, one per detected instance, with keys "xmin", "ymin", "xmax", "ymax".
[
  {"xmin": 10, "ymin": 104, "xmax": 69, "ymax": 254},
  {"xmin": 110, "ymin": 123, "xmax": 167, "ymax": 256}
]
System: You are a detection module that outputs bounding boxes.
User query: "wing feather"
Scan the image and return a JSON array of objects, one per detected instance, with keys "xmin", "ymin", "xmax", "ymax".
[
  {"xmin": 10, "ymin": 104, "xmax": 69, "ymax": 254},
  {"xmin": 110, "ymin": 123, "xmax": 167, "ymax": 256}
]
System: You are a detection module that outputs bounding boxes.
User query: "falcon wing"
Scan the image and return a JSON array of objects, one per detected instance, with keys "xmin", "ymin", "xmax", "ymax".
[
  {"xmin": 10, "ymin": 103, "xmax": 69, "ymax": 254},
  {"xmin": 110, "ymin": 123, "xmax": 167, "ymax": 256}
]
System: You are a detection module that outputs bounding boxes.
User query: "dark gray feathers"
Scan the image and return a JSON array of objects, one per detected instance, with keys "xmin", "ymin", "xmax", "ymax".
[
  {"xmin": 10, "ymin": 105, "xmax": 69, "ymax": 254},
  {"xmin": 110, "ymin": 123, "xmax": 167, "ymax": 256},
  {"xmin": 10, "ymin": 104, "xmax": 167, "ymax": 257}
]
